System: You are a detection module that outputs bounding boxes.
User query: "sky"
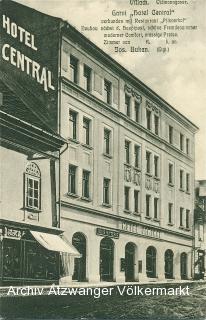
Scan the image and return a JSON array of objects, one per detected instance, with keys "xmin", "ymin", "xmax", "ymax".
[{"xmin": 14, "ymin": 0, "xmax": 206, "ymax": 179}]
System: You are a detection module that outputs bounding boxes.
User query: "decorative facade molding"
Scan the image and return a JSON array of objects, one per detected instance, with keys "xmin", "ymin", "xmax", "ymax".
[{"xmin": 124, "ymin": 84, "xmax": 142, "ymax": 103}]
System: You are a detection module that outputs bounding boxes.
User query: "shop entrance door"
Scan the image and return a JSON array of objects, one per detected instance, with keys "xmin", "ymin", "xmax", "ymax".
[
  {"xmin": 100, "ymin": 237, "xmax": 114, "ymax": 281},
  {"xmin": 72, "ymin": 233, "xmax": 86, "ymax": 282},
  {"xmin": 125, "ymin": 242, "xmax": 135, "ymax": 281}
]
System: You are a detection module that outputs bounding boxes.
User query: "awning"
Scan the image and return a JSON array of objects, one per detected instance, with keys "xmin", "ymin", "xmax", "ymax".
[{"xmin": 30, "ymin": 231, "xmax": 81, "ymax": 257}]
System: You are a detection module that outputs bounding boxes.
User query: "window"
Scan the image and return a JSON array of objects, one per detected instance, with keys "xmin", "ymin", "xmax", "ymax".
[
  {"xmin": 82, "ymin": 170, "xmax": 90, "ymax": 199},
  {"xmin": 103, "ymin": 178, "xmax": 110, "ymax": 205},
  {"xmin": 165, "ymin": 249, "xmax": 174, "ymax": 279},
  {"xmin": 154, "ymin": 198, "xmax": 158, "ymax": 219},
  {"xmin": 146, "ymin": 195, "xmax": 151, "ymax": 217},
  {"xmin": 186, "ymin": 210, "xmax": 190, "ymax": 229},
  {"xmin": 146, "ymin": 246, "xmax": 156, "ymax": 278},
  {"xmin": 180, "ymin": 170, "xmax": 184, "ymax": 189},
  {"xmin": 83, "ymin": 117, "xmax": 90, "ymax": 145},
  {"xmin": 154, "ymin": 155, "xmax": 159, "ymax": 178},
  {"xmin": 180, "ymin": 133, "xmax": 184, "ymax": 151},
  {"xmin": 124, "ymin": 186, "xmax": 130, "ymax": 211},
  {"xmin": 146, "ymin": 151, "xmax": 151, "ymax": 174},
  {"xmin": 83, "ymin": 65, "xmax": 91, "ymax": 92},
  {"xmin": 104, "ymin": 79, "xmax": 112, "ymax": 104},
  {"xmin": 168, "ymin": 203, "xmax": 173, "ymax": 224},
  {"xmin": 186, "ymin": 173, "xmax": 190, "ymax": 193},
  {"xmin": 186, "ymin": 138, "xmax": 190, "ymax": 155},
  {"xmin": 180, "ymin": 207, "xmax": 184, "ymax": 227},
  {"xmin": 125, "ymin": 94, "xmax": 130, "ymax": 117},
  {"xmin": 154, "ymin": 115, "xmax": 159, "ymax": 135},
  {"xmin": 69, "ymin": 165, "xmax": 77, "ymax": 194},
  {"xmin": 134, "ymin": 190, "xmax": 139, "ymax": 213},
  {"xmin": 104, "ymin": 128, "xmax": 111, "ymax": 155},
  {"xmin": 168, "ymin": 163, "xmax": 173, "ymax": 184},
  {"xmin": 70, "ymin": 55, "xmax": 78, "ymax": 84},
  {"xmin": 25, "ymin": 162, "xmax": 41, "ymax": 210},
  {"xmin": 169, "ymin": 126, "xmax": 173, "ymax": 144},
  {"xmin": 69, "ymin": 110, "xmax": 77, "ymax": 140},
  {"xmin": 134, "ymin": 145, "xmax": 141, "ymax": 168},
  {"xmin": 146, "ymin": 109, "xmax": 151, "ymax": 130},
  {"xmin": 125, "ymin": 140, "xmax": 130, "ymax": 164},
  {"xmin": 134, "ymin": 101, "xmax": 140, "ymax": 123}
]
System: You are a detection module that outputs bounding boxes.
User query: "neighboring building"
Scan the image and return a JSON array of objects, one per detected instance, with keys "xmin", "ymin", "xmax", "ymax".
[
  {"xmin": 0, "ymin": 0, "xmax": 199, "ymax": 285},
  {"xmin": 0, "ymin": 1, "xmax": 80, "ymax": 286},
  {"xmin": 194, "ymin": 180, "xmax": 206, "ymax": 280}
]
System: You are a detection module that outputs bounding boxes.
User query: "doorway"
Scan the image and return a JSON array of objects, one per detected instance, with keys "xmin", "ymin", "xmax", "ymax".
[
  {"xmin": 125, "ymin": 242, "xmax": 135, "ymax": 281},
  {"xmin": 100, "ymin": 237, "xmax": 114, "ymax": 281}
]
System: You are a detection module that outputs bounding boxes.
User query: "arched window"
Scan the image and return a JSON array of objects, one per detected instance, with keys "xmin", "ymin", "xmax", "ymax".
[
  {"xmin": 165, "ymin": 249, "xmax": 174, "ymax": 279},
  {"xmin": 72, "ymin": 232, "xmax": 86, "ymax": 282},
  {"xmin": 180, "ymin": 252, "xmax": 187, "ymax": 279},
  {"xmin": 24, "ymin": 162, "xmax": 41, "ymax": 210},
  {"xmin": 146, "ymin": 246, "xmax": 156, "ymax": 278},
  {"xmin": 100, "ymin": 237, "xmax": 114, "ymax": 281}
]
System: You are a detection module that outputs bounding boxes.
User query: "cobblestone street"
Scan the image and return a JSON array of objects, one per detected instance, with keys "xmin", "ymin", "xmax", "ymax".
[{"xmin": 1, "ymin": 282, "xmax": 206, "ymax": 320}]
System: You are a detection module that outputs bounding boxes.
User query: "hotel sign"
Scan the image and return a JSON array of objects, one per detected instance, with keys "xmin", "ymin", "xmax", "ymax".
[
  {"xmin": 0, "ymin": 0, "xmax": 61, "ymax": 131},
  {"xmin": 96, "ymin": 228, "xmax": 119, "ymax": 239},
  {"xmin": 121, "ymin": 221, "xmax": 160, "ymax": 239}
]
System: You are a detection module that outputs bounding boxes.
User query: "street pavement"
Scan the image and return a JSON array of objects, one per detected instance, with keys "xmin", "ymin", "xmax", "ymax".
[{"xmin": 0, "ymin": 281, "xmax": 205, "ymax": 319}]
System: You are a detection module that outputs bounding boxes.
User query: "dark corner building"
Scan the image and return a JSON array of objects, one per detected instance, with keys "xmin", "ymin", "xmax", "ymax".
[
  {"xmin": 0, "ymin": 0, "xmax": 80, "ymax": 286},
  {"xmin": 194, "ymin": 180, "xmax": 206, "ymax": 280}
]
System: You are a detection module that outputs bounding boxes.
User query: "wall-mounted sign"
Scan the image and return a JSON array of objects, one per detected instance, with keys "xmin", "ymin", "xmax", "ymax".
[
  {"xmin": 0, "ymin": 0, "xmax": 61, "ymax": 131},
  {"xmin": 121, "ymin": 221, "xmax": 160, "ymax": 239},
  {"xmin": 120, "ymin": 258, "xmax": 125, "ymax": 272},
  {"xmin": 96, "ymin": 228, "xmax": 119, "ymax": 239},
  {"xmin": 4, "ymin": 226, "xmax": 25, "ymax": 240}
]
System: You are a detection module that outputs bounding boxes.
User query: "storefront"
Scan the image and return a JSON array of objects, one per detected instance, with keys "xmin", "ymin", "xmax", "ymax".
[{"xmin": 0, "ymin": 220, "xmax": 81, "ymax": 286}]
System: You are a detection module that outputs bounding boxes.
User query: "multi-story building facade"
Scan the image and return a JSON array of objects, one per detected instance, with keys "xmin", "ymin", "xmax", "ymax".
[
  {"xmin": 59, "ymin": 24, "xmax": 198, "ymax": 283},
  {"xmin": 194, "ymin": 180, "xmax": 206, "ymax": 280},
  {"xmin": 0, "ymin": 0, "xmax": 199, "ymax": 285}
]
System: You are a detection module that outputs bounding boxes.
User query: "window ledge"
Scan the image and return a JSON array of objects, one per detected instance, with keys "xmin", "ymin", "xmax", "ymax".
[
  {"xmin": 168, "ymin": 183, "xmax": 174, "ymax": 187},
  {"xmin": 124, "ymin": 209, "xmax": 132, "ymax": 214},
  {"xmin": 133, "ymin": 166, "xmax": 141, "ymax": 172},
  {"xmin": 179, "ymin": 226, "xmax": 184, "ymax": 230},
  {"xmin": 124, "ymin": 163, "xmax": 131, "ymax": 167},
  {"xmin": 145, "ymin": 173, "xmax": 152, "ymax": 177},
  {"xmin": 153, "ymin": 176, "xmax": 160, "ymax": 181},
  {"xmin": 179, "ymin": 188, "xmax": 185, "ymax": 192},
  {"xmin": 81, "ymin": 143, "xmax": 93, "ymax": 150},
  {"xmin": 145, "ymin": 216, "xmax": 152, "ymax": 220},
  {"xmin": 80, "ymin": 196, "xmax": 92, "ymax": 202},
  {"xmin": 167, "ymin": 223, "xmax": 174, "ymax": 226},
  {"xmin": 185, "ymin": 228, "xmax": 191, "ymax": 232},
  {"xmin": 133, "ymin": 212, "xmax": 141, "ymax": 216},
  {"xmin": 102, "ymin": 203, "xmax": 112, "ymax": 208},
  {"xmin": 185, "ymin": 191, "xmax": 191, "ymax": 195},
  {"xmin": 153, "ymin": 218, "xmax": 160, "ymax": 222},
  {"xmin": 23, "ymin": 207, "xmax": 41, "ymax": 213},
  {"xmin": 67, "ymin": 192, "xmax": 79, "ymax": 198},
  {"xmin": 68, "ymin": 138, "xmax": 80, "ymax": 144},
  {"xmin": 103, "ymin": 153, "xmax": 113, "ymax": 159}
]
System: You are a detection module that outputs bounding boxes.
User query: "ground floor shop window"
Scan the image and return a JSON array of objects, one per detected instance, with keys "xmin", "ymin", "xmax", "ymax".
[
  {"xmin": 1, "ymin": 235, "xmax": 59, "ymax": 285},
  {"xmin": 100, "ymin": 237, "xmax": 114, "ymax": 281},
  {"xmin": 180, "ymin": 252, "xmax": 188, "ymax": 279},
  {"xmin": 125, "ymin": 242, "xmax": 135, "ymax": 282},
  {"xmin": 146, "ymin": 246, "xmax": 156, "ymax": 278},
  {"xmin": 165, "ymin": 249, "xmax": 174, "ymax": 279},
  {"xmin": 2, "ymin": 239, "xmax": 21, "ymax": 279},
  {"xmin": 72, "ymin": 232, "xmax": 86, "ymax": 281}
]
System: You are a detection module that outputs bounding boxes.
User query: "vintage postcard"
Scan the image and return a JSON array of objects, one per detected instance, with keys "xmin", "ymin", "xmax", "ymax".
[{"xmin": 0, "ymin": 0, "xmax": 205, "ymax": 319}]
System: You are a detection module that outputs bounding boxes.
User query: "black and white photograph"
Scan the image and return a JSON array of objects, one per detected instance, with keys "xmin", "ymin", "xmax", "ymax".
[{"xmin": 0, "ymin": 0, "xmax": 205, "ymax": 319}]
